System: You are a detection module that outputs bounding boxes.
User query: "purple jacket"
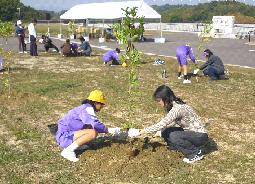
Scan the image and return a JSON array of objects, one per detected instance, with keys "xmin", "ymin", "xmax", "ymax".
[
  {"xmin": 56, "ymin": 103, "xmax": 108, "ymax": 139},
  {"xmin": 176, "ymin": 45, "xmax": 196, "ymax": 63},
  {"xmin": 71, "ymin": 43, "xmax": 78, "ymax": 50},
  {"xmin": 103, "ymin": 50, "xmax": 118, "ymax": 63}
]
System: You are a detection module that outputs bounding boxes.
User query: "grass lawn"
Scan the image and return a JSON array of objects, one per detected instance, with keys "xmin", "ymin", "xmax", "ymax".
[{"xmin": 0, "ymin": 49, "xmax": 254, "ymax": 184}]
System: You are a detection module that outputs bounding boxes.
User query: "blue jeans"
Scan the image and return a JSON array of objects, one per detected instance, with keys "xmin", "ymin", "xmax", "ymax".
[{"xmin": 203, "ymin": 66, "xmax": 224, "ymax": 80}]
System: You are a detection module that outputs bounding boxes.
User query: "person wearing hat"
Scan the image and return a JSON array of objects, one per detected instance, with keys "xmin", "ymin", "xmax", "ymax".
[
  {"xmin": 194, "ymin": 49, "xmax": 226, "ymax": 80},
  {"xmin": 15, "ymin": 20, "xmax": 27, "ymax": 54},
  {"xmin": 56, "ymin": 90, "xmax": 108, "ymax": 162},
  {"xmin": 102, "ymin": 48, "xmax": 121, "ymax": 65}
]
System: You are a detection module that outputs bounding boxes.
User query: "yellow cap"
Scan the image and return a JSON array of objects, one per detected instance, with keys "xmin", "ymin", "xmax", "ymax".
[
  {"xmin": 122, "ymin": 62, "xmax": 127, "ymax": 67},
  {"xmin": 87, "ymin": 90, "xmax": 106, "ymax": 104}
]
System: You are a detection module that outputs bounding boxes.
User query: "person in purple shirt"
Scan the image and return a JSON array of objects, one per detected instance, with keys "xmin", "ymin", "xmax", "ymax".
[
  {"xmin": 56, "ymin": 90, "xmax": 108, "ymax": 162},
  {"xmin": 103, "ymin": 48, "xmax": 121, "ymax": 65},
  {"xmin": 176, "ymin": 44, "xmax": 197, "ymax": 84}
]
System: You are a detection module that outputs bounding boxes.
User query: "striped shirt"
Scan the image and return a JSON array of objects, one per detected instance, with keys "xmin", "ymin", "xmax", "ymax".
[{"xmin": 144, "ymin": 102, "xmax": 207, "ymax": 134}]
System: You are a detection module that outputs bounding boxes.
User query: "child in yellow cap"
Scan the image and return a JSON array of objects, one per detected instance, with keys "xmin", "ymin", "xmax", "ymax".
[{"xmin": 56, "ymin": 90, "xmax": 108, "ymax": 162}]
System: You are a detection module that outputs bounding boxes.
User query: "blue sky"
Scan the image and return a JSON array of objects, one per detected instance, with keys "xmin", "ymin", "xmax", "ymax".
[{"xmin": 20, "ymin": 0, "xmax": 255, "ymax": 12}]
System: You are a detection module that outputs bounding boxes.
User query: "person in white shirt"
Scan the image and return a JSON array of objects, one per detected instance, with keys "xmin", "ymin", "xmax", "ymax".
[{"xmin": 28, "ymin": 19, "xmax": 38, "ymax": 56}]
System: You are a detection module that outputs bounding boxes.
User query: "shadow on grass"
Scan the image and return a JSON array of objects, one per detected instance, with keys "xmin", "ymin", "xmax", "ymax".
[
  {"xmin": 202, "ymin": 138, "xmax": 218, "ymax": 155},
  {"xmin": 75, "ymin": 135, "xmax": 165, "ymax": 157},
  {"xmin": 48, "ymin": 123, "xmax": 217, "ymax": 158},
  {"xmin": 1, "ymin": 67, "xmax": 30, "ymax": 73},
  {"xmin": 75, "ymin": 134, "xmax": 130, "ymax": 156}
]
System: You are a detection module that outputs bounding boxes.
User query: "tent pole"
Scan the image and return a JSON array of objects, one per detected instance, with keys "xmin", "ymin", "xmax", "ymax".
[
  {"xmin": 60, "ymin": 19, "xmax": 62, "ymax": 35},
  {"xmin": 160, "ymin": 18, "xmax": 162, "ymax": 38},
  {"xmin": 102, "ymin": 19, "xmax": 105, "ymax": 37}
]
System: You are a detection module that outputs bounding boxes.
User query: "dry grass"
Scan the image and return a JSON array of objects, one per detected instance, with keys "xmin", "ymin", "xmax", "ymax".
[{"xmin": 0, "ymin": 49, "xmax": 254, "ymax": 184}]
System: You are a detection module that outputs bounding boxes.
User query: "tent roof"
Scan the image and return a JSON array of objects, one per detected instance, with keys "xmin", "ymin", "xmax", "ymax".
[{"xmin": 60, "ymin": 0, "xmax": 161, "ymax": 20}]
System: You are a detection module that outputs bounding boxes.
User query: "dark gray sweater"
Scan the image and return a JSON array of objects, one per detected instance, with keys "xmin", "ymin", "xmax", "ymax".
[{"xmin": 199, "ymin": 55, "xmax": 225, "ymax": 73}]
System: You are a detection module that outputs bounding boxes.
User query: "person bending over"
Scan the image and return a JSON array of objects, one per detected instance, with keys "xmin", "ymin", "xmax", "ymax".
[
  {"xmin": 176, "ymin": 44, "xmax": 197, "ymax": 84},
  {"xmin": 41, "ymin": 35, "xmax": 59, "ymax": 53},
  {"xmin": 102, "ymin": 48, "xmax": 121, "ymax": 65}
]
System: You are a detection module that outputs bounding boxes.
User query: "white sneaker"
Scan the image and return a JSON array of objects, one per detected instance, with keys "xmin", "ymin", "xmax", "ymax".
[
  {"xmin": 61, "ymin": 149, "xmax": 79, "ymax": 162},
  {"xmin": 183, "ymin": 150, "xmax": 204, "ymax": 163},
  {"xmin": 19, "ymin": 51, "xmax": 23, "ymax": 54},
  {"xmin": 177, "ymin": 75, "xmax": 184, "ymax": 79},
  {"xmin": 183, "ymin": 155, "xmax": 204, "ymax": 163},
  {"xmin": 23, "ymin": 51, "xmax": 27, "ymax": 54},
  {"xmin": 183, "ymin": 79, "xmax": 191, "ymax": 84}
]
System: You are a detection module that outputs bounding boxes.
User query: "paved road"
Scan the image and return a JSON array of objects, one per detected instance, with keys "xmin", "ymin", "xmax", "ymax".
[
  {"xmin": 1, "ymin": 32, "xmax": 254, "ymax": 68},
  {"xmin": 88, "ymin": 32, "xmax": 255, "ymax": 68}
]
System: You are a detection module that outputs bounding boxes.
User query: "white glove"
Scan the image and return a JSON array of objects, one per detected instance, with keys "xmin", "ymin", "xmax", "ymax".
[
  {"xmin": 193, "ymin": 68, "xmax": 200, "ymax": 75},
  {"xmin": 108, "ymin": 127, "xmax": 121, "ymax": 136},
  {"xmin": 128, "ymin": 128, "xmax": 140, "ymax": 138},
  {"xmin": 39, "ymin": 39, "xmax": 44, "ymax": 44},
  {"xmin": 153, "ymin": 131, "xmax": 162, "ymax": 137}
]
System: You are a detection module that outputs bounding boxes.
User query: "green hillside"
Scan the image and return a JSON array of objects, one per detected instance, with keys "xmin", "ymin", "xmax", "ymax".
[
  {"xmin": 152, "ymin": 1, "xmax": 255, "ymax": 23},
  {"xmin": 0, "ymin": 0, "xmax": 47, "ymax": 21}
]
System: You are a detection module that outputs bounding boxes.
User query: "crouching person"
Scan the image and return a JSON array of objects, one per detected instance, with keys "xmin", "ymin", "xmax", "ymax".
[
  {"xmin": 103, "ymin": 48, "xmax": 121, "ymax": 65},
  {"xmin": 56, "ymin": 90, "xmax": 108, "ymax": 162},
  {"xmin": 78, "ymin": 36, "xmax": 92, "ymax": 56},
  {"xmin": 140, "ymin": 85, "xmax": 209, "ymax": 164},
  {"xmin": 41, "ymin": 35, "xmax": 59, "ymax": 53},
  {"xmin": 194, "ymin": 49, "xmax": 226, "ymax": 80}
]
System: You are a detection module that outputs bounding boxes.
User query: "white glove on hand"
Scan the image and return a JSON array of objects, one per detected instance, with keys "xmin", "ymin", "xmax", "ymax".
[
  {"xmin": 128, "ymin": 128, "xmax": 140, "ymax": 138},
  {"xmin": 108, "ymin": 127, "xmax": 121, "ymax": 136},
  {"xmin": 39, "ymin": 39, "xmax": 44, "ymax": 44},
  {"xmin": 153, "ymin": 131, "xmax": 162, "ymax": 137},
  {"xmin": 193, "ymin": 68, "xmax": 200, "ymax": 75}
]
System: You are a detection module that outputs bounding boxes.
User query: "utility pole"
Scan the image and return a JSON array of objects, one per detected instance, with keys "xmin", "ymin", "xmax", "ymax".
[{"xmin": 17, "ymin": 8, "xmax": 20, "ymax": 19}]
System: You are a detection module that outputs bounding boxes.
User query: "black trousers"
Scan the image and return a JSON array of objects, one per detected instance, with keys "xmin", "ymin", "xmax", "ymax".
[
  {"xmin": 30, "ymin": 35, "xmax": 38, "ymax": 56},
  {"xmin": 45, "ymin": 43, "xmax": 59, "ymax": 52},
  {"xmin": 112, "ymin": 59, "xmax": 120, "ymax": 65},
  {"xmin": 18, "ymin": 35, "xmax": 26, "ymax": 52},
  {"xmin": 162, "ymin": 127, "xmax": 208, "ymax": 158}
]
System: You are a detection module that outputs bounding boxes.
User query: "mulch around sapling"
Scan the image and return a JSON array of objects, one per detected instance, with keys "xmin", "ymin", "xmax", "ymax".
[{"xmin": 73, "ymin": 135, "xmax": 183, "ymax": 183}]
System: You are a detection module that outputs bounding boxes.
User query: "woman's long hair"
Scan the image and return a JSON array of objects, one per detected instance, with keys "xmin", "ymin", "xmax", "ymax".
[
  {"xmin": 81, "ymin": 99, "xmax": 96, "ymax": 111},
  {"xmin": 153, "ymin": 85, "xmax": 185, "ymax": 112}
]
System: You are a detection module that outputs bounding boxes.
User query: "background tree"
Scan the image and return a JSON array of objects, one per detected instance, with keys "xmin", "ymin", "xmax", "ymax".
[
  {"xmin": 0, "ymin": 0, "xmax": 45, "ymax": 21},
  {"xmin": 153, "ymin": 1, "xmax": 255, "ymax": 24}
]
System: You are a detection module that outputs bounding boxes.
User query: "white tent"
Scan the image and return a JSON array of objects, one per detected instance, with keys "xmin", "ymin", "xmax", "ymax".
[{"xmin": 60, "ymin": 0, "xmax": 161, "ymax": 20}]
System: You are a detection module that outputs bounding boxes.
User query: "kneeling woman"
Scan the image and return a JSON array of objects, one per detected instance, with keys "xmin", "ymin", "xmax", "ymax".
[
  {"xmin": 56, "ymin": 90, "xmax": 108, "ymax": 162},
  {"xmin": 198, "ymin": 49, "xmax": 226, "ymax": 80},
  {"xmin": 140, "ymin": 85, "xmax": 209, "ymax": 163}
]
